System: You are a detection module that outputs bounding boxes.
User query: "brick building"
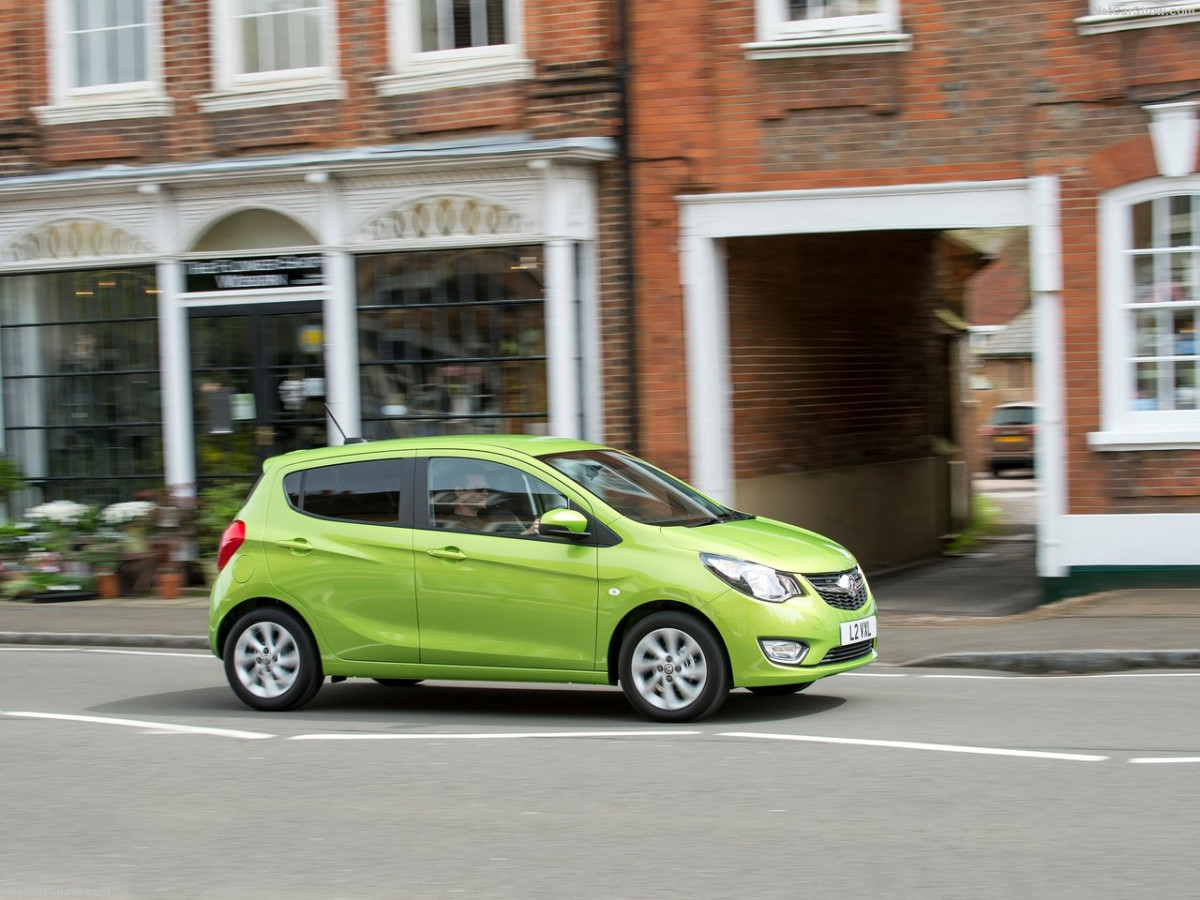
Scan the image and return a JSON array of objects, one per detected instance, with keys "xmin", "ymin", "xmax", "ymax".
[
  {"xmin": 1, "ymin": 1, "xmax": 1198, "ymax": 598},
  {"xmin": 622, "ymin": 1, "xmax": 1200, "ymax": 595},
  {"xmin": 0, "ymin": 0, "xmax": 627, "ymax": 508}
]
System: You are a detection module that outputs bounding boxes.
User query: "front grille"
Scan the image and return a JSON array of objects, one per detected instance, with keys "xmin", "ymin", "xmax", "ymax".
[
  {"xmin": 805, "ymin": 568, "xmax": 869, "ymax": 611},
  {"xmin": 820, "ymin": 640, "xmax": 874, "ymax": 665}
]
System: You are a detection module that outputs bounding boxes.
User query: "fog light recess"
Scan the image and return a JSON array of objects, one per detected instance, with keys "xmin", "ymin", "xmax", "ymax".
[{"xmin": 759, "ymin": 639, "xmax": 809, "ymax": 665}]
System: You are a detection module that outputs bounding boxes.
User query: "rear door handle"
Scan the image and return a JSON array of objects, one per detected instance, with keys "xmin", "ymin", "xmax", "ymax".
[
  {"xmin": 427, "ymin": 548, "xmax": 467, "ymax": 561},
  {"xmin": 276, "ymin": 538, "xmax": 313, "ymax": 554}
]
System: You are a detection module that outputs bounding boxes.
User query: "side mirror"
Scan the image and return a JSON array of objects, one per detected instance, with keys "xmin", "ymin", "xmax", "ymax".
[{"xmin": 537, "ymin": 507, "xmax": 590, "ymax": 539}]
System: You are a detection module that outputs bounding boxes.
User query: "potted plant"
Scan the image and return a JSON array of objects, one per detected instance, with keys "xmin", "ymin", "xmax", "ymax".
[{"xmin": 80, "ymin": 539, "xmax": 125, "ymax": 599}]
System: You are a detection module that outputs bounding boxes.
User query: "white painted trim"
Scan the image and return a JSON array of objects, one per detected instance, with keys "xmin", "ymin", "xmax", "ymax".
[
  {"xmin": 158, "ymin": 259, "xmax": 194, "ymax": 492},
  {"xmin": 1029, "ymin": 176, "xmax": 1067, "ymax": 578},
  {"xmin": 1063, "ymin": 513, "xmax": 1200, "ymax": 567},
  {"xmin": 1077, "ymin": 9, "xmax": 1200, "ymax": 35},
  {"xmin": 195, "ymin": 79, "xmax": 347, "ymax": 113},
  {"xmin": 210, "ymin": 0, "xmax": 339, "ymax": 94},
  {"xmin": 324, "ymin": 251, "xmax": 361, "ymax": 443},
  {"xmin": 544, "ymin": 239, "xmax": 579, "ymax": 438},
  {"xmin": 744, "ymin": 32, "xmax": 911, "ymax": 59},
  {"xmin": 375, "ymin": 58, "xmax": 534, "ymax": 96},
  {"xmin": 45, "ymin": 0, "xmax": 167, "ymax": 108},
  {"xmin": 34, "ymin": 96, "xmax": 174, "ymax": 126},
  {"xmin": 387, "ymin": 0, "xmax": 529, "ymax": 90}
]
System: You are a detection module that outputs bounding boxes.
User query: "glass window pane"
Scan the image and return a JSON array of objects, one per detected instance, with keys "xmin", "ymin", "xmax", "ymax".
[
  {"xmin": 1135, "ymin": 362, "xmax": 1160, "ymax": 410},
  {"xmin": 486, "ymin": 0, "xmax": 506, "ymax": 44},
  {"xmin": 452, "ymin": 0, "xmax": 472, "ymax": 48},
  {"xmin": 1176, "ymin": 362, "xmax": 1198, "ymax": 410},
  {"xmin": 1169, "ymin": 195, "xmax": 1193, "ymax": 248},
  {"xmin": 420, "ymin": 0, "xmax": 440, "ymax": 51},
  {"xmin": 1175, "ymin": 310, "xmax": 1197, "ymax": 356},
  {"xmin": 1135, "ymin": 310, "xmax": 1160, "ymax": 357},
  {"xmin": 1132, "ymin": 201, "xmax": 1153, "ymax": 250}
]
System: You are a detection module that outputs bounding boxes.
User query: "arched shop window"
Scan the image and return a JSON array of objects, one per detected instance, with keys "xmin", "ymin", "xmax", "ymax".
[
  {"xmin": 0, "ymin": 268, "xmax": 163, "ymax": 506},
  {"xmin": 356, "ymin": 246, "xmax": 547, "ymax": 439}
]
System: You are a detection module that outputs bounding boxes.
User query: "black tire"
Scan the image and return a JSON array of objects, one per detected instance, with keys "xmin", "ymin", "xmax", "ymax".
[
  {"xmin": 746, "ymin": 682, "xmax": 812, "ymax": 697},
  {"xmin": 372, "ymin": 678, "xmax": 424, "ymax": 687},
  {"xmin": 223, "ymin": 607, "xmax": 323, "ymax": 711},
  {"xmin": 618, "ymin": 611, "xmax": 729, "ymax": 722}
]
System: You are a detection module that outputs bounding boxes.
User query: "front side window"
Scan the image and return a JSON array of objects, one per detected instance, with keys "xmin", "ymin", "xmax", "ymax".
[
  {"xmin": 1128, "ymin": 194, "xmax": 1198, "ymax": 414},
  {"xmin": 426, "ymin": 458, "xmax": 567, "ymax": 536},
  {"xmin": 0, "ymin": 268, "xmax": 163, "ymax": 507}
]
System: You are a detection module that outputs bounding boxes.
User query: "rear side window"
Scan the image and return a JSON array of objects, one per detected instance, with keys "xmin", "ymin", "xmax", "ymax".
[{"xmin": 284, "ymin": 459, "xmax": 404, "ymax": 524}]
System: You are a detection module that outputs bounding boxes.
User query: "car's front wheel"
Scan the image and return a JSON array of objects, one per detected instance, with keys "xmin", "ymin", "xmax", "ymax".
[
  {"xmin": 618, "ymin": 611, "xmax": 729, "ymax": 722},
  {"xmin": 224, "ymin": 607, "xmax": 323, "ymax": 711}
]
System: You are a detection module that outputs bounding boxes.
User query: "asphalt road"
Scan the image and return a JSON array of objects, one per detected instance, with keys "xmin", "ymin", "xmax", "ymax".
[{"xmin": 3, "ymin": 647, "xmax": 1198, "ymax": 900}]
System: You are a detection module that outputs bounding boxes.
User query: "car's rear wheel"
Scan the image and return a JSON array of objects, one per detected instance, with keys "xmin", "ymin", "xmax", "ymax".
[
  {"xmin": 224, "ymin": 607, "xmax": 323, "ymax": 711},
  {"xmin": 618, "ymin": 611, "xmax": 729, "ymax": 722},
  {"xmin": 746, "ymin": 682, "xmax": 812, "ymax": 696}
]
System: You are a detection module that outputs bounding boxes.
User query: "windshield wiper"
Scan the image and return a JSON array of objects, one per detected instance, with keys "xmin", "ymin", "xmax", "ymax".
[{"xmin": 690, "ymin": 510, "xmax": 754, "ymax": 527}]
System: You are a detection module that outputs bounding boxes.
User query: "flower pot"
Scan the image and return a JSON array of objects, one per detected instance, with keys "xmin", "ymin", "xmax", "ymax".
[
  {"xmin": 95, "ymin": 571, "xmax": 121, "ymax": 600},
  {"xmin": 155, "ymin": 568, "xmax": 184, "ymax": 600}
]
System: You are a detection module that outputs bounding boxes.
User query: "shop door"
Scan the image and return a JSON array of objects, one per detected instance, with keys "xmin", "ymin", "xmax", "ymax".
[{"xmin": 190, "ymin": 302, "xmax": 327, "ymax": 486}]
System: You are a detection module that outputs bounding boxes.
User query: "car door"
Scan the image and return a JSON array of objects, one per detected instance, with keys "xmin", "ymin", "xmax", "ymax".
[
  {"xmin": 261, "ymin": 452, "xmax": 419, "ymax": 663},
  {"xmin": 412, "ymin": 454, "xmax": 600, "ymax": 670}
]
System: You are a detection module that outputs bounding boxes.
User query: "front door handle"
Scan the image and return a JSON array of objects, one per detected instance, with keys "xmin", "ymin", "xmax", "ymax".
[
  {"xmin": 427, "ymin": 548, "xmax": 467, "ymax": 561},
  {"xmin": 276, "ymin": 538, "xmax": 313, "ymax": 554}
]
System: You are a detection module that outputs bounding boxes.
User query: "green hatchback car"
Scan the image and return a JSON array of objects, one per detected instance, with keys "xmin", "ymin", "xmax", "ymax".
[{"xmin": 208, "ymin": 435, "xmax": 877, "ymax": 722}]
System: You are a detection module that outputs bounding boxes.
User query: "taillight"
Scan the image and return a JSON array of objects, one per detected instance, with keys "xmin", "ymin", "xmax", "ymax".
[{"xmin": 216, "ymin": 520, "xmax": 246, "ymax": 572}]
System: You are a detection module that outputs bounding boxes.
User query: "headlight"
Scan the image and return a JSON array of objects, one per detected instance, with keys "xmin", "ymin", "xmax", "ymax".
[{"xmin": 700, "ymin": 553, "xmax": 801, "ymax": 602}]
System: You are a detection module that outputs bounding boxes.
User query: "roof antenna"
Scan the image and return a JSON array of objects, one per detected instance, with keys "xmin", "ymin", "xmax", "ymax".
[{"xmin": 325, "ymin": 404, "xmax": 367, "ymax": 444}]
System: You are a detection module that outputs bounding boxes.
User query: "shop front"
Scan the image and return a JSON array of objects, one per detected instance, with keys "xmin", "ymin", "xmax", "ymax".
[{"xmin": 0, "ymin": 138, "xmax": 612, "ymax": 510}]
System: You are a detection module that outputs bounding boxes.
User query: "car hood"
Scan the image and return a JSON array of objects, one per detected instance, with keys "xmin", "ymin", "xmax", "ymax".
[{"xmin": 659, "ymin": 516, "xmax": 858, "ymax": 573}]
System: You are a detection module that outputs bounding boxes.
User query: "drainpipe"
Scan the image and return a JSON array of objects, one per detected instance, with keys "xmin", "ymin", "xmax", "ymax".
[{"xmin": 616, "ymin": 0, "xmax": 640, "ymax": 455}]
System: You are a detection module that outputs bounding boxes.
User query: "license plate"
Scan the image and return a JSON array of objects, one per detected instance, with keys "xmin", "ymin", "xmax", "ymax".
[
  {"xmin": 840, "ymin": 615, "xmax": 877, "ymax": 645},
  {"xmin": 997, "ymin": 435, "xmax": 1024, "ymax": 443}
]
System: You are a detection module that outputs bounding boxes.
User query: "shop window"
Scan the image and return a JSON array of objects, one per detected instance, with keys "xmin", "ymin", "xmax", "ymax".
[
  {"xmin": 746, "ymin": 0, "xmax": 909, "ymax": 58},
  {"xmin": 378, "ymin": 0, "xmax": 532, "ymax": 95},
  {"xmin": 1092, "ymin": 184, "xmax": 1200, "ymax": 449},
  {"xmin": 203, "ymin": 0, "xmax": 343, "ymax": 110},
  {"xmin": 0, "ymin": 268, "xmax": 164, "ymax": 506},
  {"xmin": 37, "ymin": 0, "xmax": 171, "ymax": 125},
  {"xmin": 356, "ymin": 247, "xmax": 547, "ymax": 440}
]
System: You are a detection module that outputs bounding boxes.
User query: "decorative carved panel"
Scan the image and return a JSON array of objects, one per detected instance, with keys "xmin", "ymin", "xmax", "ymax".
[
  {"xmin": 352, "ymin": 195, "xmax": 532, "ymax": 244},
  {"xmin": 2, "ymin": 218, "xmax": 154, "ymax": 263}
]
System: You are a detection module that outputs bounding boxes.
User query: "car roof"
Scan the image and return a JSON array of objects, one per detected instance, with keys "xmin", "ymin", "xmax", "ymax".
[{"xmin": 262, "ymin": 433, "xmax": 609, "ymax": 472}]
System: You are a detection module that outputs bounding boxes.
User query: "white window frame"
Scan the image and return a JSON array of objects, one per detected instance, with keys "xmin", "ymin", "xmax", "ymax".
[
  {"xmin": 1091, "ymin": 179, "xmax": 1200, "ymax": 451},
  {"xmin": 377, "ymin": 0, "xmax": 533, "ymax": 97},
  {"xmin": 36, "ymin": 0, "xmax": 171, "ymax": 125},
  {"xmin": 201, "ymin": 0, "xmax": 344, "ymax": 112},
  {"xmin": 745, "ymin": 0, "xmax": 910, "ymax": 59},
  {"xmin": 1077, "ymin": 1, "xmax": 1200, "ymax": 36}
]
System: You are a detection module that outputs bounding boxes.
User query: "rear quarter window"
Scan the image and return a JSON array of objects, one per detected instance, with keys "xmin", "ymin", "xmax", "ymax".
[{"xmin": 283, "ymin": 458, "xmax": 404, "ymax": 525}]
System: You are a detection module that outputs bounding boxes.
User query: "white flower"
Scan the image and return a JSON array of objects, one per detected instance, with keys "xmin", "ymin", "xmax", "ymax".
[
  {"xmin": 23, "ymin": 500, "xmax": 92, "ymax": 526},
  {"xmin": 101, "ymin": 500, "xmax": 157, "ymax": 526}
]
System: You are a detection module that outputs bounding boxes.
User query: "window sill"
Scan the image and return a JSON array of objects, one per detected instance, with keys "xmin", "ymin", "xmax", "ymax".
[
  {"xmin": 1087, "ymin": 428, "xmax": 1200, "ymax": 451},
  {"xmin": 744, "ymin": 31, "xmax": 912, "ymax": 59},
  {"xmin": 197, "ymin": 79, "xmax": 346, "ymax": 114},
  {"xmin": 1076, "ymin": 9, "xmax": 1200, "ymax": 35},
  {"xmin": 33, "ymin": 96, "xmax": 174, "ymax": 126},
  {"xmin": 375, "ymin": 57, "xmax": 535, "ymax": 96}
]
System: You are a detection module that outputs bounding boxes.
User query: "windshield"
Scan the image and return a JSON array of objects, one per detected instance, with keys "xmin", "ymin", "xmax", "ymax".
[{"xmin": 540, "ymin": 449, "xmax": 747, "ymax": 526}]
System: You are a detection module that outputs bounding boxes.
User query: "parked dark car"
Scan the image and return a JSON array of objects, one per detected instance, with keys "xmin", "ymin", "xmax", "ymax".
[{"xmin": 980, "ymin": 402, "xmax": 1037, "ymax": 476}]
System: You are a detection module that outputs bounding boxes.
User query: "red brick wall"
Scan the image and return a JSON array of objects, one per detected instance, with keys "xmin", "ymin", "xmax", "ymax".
[
  {"xmin": 725, "ymin": 232, "xmax": 942, "ymax": 478},
  {"xmin": 0, "ymin": 1, "xmax": 622, "ymax": 165},
  {"xmin": 626, "ymin": 1, "xmax": 1200, "ymax": 512}
]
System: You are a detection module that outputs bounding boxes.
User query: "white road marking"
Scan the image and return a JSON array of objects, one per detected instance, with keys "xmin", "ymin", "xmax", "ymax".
[
  {"xmin": 721, "ymin": 731, "xmax": 1109, "ymax": 762},
  {"xmin": 83, "ymin": 649, "xmax": 210, "ymax": 659},
  {"xmin": 844, "ymin": 671, "xmax": 908, "ymax": 677},
  {"xmin": 1128, "ymin": 757, "xmax": 1200, "ymax": 765},
  {"xmin": 290, "ymin": 730, "xmax": 701, "ymax": 741},
  {"xmin": 3, "ymin": 710, "xmax": 274, "ymax": 740},
  {"xmin": 920, "ymin": 672, "xmax": 1200, "ymax": 680}
]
